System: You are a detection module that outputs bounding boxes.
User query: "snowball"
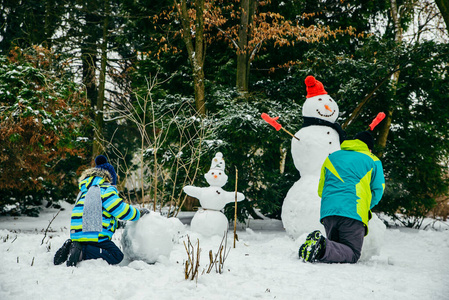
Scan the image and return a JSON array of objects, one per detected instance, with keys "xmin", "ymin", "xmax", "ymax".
[{"xmin": 121, "ymin": 212, "xmax": 185, "ymax": 264}]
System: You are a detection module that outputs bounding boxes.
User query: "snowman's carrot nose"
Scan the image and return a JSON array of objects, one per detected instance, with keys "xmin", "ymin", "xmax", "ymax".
[
  {"xmin": 214, "ymin": 175, "xmax": 218, "ymax": 178},
  {"xmin": 324, "ymin": 104, "xmax": 332, "ymax": 112}
]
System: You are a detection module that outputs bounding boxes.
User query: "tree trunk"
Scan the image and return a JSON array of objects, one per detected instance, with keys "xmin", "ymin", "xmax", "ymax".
[
  {"xmin": 93, "ymin": 0, "xmax": 110, "ymax": 157},
  {"xmin": 81, "ymin": 45, "xmax": 98, "ymax": 159},
  {"xmin": 176, "ymin": 0, "xmax": 206, "ymax": 116},
  {"xmin": 377, "ymin": 0, "xmax": 403, "ymax": 158},
  {"xmin": 236, "ymin": 0, "xmax": 256, "ymax": 93},
  {"xmin": 193, "ymin": 0, "xmax": 206, "ymax": 116},
  {"xmin": 43, "ymin": 0, "xmax": 52, "ymax": 49},
  {"xmin": 236, "ymin": 0, "xmax": 250, "ymax": 93},
  {"xmin": 81, "ymin": 6, "xmax": 99, "ymax": 158},
  {"xmin": 435, "ymin": 0, "xmax": 449, "ymax": 32}
]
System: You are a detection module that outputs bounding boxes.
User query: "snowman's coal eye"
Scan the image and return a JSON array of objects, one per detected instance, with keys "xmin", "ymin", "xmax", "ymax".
[
  {"xmin": 211, "ymin": 172, "xmax": 215, "ymax": 175},
  {"xmin": 219, "ymin": 172, "xmax": 222, "ymax": 175},
  {"xmin": 318, "ymin": 98, "xmax": 322, "ymax": 101}
]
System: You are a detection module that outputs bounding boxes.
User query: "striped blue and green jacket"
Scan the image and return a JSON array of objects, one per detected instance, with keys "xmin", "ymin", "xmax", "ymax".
[
  {"xmin": 70, "ymin": 168, "xmax": 140, "ymax": 242},
  {"xmin": 318, "ymin": 139, "xmax": 385, "ymax": 233}
]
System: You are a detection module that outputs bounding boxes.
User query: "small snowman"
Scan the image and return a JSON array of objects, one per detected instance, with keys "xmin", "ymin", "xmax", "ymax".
[
  {"xmin": 282, "ymin": 76, "xmax": 345, "ymax": 239},
  {"xmin": 183, "ymin": 152, "xmax": 245, "ymax": 237}
]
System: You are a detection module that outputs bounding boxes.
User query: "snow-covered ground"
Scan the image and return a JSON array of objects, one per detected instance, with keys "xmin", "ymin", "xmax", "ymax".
[{"xmin": 1, "ymin": 203, "xmax": 448, "ymax": 300}]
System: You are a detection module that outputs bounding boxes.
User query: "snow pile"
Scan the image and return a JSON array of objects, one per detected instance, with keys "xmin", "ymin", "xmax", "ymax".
[
  {"xmin": 121, "ymin": 211, "xmax": 185, "ymax": 264},
  {"xmin": 360, "ymin": 213, "xmax": 386, "ymax": 261},
  {"xmin": 0, "ymin": 206, "xmax": 448, "ymax": 300}
]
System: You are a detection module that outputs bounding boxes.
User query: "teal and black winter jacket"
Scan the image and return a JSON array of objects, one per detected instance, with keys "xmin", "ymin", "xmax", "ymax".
[
  {"xmin": 318, "ymin": 139, "xmax": 385, "ymax": 234},
  {"xmin": 70, "ymin": 168, "xmax": 140, "ymax": 242}
]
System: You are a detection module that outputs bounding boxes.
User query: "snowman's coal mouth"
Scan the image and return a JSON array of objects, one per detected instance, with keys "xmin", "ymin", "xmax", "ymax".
[{"xmin": 316, "ymin": 109, "xmax": 335, "ymax": 118}]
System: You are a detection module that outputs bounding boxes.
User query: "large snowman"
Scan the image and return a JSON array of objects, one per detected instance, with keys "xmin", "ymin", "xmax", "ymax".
[
  {"xmin": 281, "ymin": 76, "xmax": 345, "ymax": 239},
  {"xmin": 281, "ymin": 75, "xmax": 385, "ymax": 260},
  {"xmin": 183, "ymin": 152, "xmax": 245, "ymax": 237}
]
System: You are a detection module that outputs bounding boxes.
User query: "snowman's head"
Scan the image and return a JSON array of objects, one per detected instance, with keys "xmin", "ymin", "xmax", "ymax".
[
  {"xmin": 204, "ymin": 152, "xmax": 228, "ymax": 187},
  {"xmin": 204, "ymin": 169, "xmax": 228, "ymax": 187},
  {"xmin": 302, "ymin": 94, "xmax": 339, "ymax": 123},
  {"xmin": 302, "ymin": 75, "xmax": 339, "ymax": 123}
]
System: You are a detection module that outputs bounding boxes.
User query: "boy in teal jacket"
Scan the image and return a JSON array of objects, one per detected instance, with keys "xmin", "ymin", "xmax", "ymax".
[
  {"xmin": 54, "ymin": 155, "xmax": 144, "ymax": 267},
  {"xmin": 299, "ymin": 131, "xmax": 385, "ymax": 263}
]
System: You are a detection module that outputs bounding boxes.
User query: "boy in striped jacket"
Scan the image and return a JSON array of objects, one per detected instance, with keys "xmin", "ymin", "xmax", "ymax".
[{"xmin": 54, "ymin": 155, "xmax": 145, "ymax": 267}]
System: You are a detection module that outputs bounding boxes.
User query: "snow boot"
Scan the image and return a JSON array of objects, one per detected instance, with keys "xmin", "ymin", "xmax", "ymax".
[
  {"xmin": 66, "ymin": 241, "xmax": 83, "ymax": 267},
  {"xmin": 299, "ymin": 230, "xmax": 326, "ymax": 262},
  {"xmin": 53, "ymin": 239, "xmax": 72, "ymax": 265}
]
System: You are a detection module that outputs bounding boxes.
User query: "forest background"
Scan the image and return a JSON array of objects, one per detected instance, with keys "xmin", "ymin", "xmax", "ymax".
[{"xmin": 0, "ymin": 0, "xmax": 448, "ymax": 229}]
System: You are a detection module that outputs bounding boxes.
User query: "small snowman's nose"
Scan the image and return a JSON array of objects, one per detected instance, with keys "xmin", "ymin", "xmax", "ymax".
[
  {"xmin": 214, "ymin": 175, "xmax": 218, "ymax": 179},
  {"xmin": 324, "ymin": 104, "xmax": 333, "ymax": 112}
]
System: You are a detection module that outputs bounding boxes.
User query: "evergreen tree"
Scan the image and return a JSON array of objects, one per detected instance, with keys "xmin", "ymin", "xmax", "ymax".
[{"xmin": 0, "ymin": 0, "xmax": 66, "ymax": 53}]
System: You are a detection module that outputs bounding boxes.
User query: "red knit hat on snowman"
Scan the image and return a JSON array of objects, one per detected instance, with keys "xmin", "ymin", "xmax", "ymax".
[{"xmin": 305, "ymin": 75, "xmax": 328, "ymax": 98}]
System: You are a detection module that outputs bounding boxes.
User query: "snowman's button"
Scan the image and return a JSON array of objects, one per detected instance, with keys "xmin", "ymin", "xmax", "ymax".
[
  {"xmin": 327, "ymin": 131, "xmax": 330, "ymax": 134},
  {"xmin": 329, "ymin": 142, "xmax": 332, "ymax": 144}
]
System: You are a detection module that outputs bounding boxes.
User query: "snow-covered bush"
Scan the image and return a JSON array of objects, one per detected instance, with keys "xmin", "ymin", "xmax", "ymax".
[{"xmin": 0, "ymin": 46, "xmax": 90, "ymax": 215}]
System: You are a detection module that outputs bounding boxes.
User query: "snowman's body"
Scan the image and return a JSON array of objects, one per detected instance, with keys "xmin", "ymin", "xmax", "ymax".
[
  {"xmin": 183, "ymin": 153, "xmax": 245, "ymax": 237},
  {"xmin": 282, "ymin": 125, "xmax": 341, "ymax": 238},
  {"xmin": 292, "ymin": 125, "xmax": 341, "ymax": 174}
]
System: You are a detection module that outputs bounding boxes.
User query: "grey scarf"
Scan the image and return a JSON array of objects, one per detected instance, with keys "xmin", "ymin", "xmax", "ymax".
[{"xmin": 82, "ymin": 185, "xmax": 103, "ymax": 232}]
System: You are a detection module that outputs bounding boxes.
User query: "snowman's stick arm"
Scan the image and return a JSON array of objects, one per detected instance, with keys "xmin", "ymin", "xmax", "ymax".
[
  {"xmin": 261, "ymin": 113, "xmax": 300, "ymax": 141},
  {"xmin": 281, "ymin": 127, "xmax": 300, "ymax": 141}
]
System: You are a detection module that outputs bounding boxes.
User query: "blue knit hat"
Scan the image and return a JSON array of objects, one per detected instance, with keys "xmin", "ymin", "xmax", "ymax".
[{"xmin": 95, "ymin": 155, "xmax": 117, "ymax": 185}]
